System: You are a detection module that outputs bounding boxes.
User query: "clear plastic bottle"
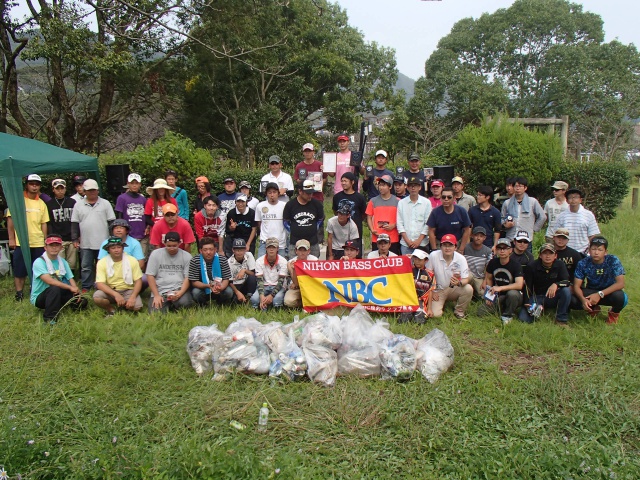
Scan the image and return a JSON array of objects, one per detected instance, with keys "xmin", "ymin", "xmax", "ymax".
[{"xmin": 258, "ymin": 402, "xmax": 269, "ymax": 431}]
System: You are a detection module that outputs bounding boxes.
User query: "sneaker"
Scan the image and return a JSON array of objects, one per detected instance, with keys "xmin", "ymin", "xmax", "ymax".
[
  {"xmin": 397, "ymin": 312, "xmax": 413, "ymax": 324},
  {"xmin": 413, "ymin": 311, "xmax": 427, "ymax": 324},
  {"xmin": 453, "ymin": 311, "xmax": 466, "ymax": 319},
  {"xmin": 15, "ymin": 291, "xmax": 24, "ymax": 302},
  {"xmin": 104, "ymin": 310, "xmax": 115, "ymax": 318},
  {"xmin": 500, "ymin": 315, "xmax": 513, "ymax": 325},
  {"xmin": 588, "ymin": 305, "xmax": 602, "ymax": 318},
  {"xmin": 606, "ymin": 311, "xmax": 619, "ymax": 324}
]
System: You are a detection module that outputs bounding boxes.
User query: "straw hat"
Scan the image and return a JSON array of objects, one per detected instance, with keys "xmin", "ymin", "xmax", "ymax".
[{"xmin": 146, "ymin": 178, "xmax": 175, "ymax": 195}]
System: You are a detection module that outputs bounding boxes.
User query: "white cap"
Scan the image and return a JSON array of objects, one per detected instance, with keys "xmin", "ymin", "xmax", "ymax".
[
  {"xmin": 302, "ymin": 179, "xmax": 315, "ymax": 192},
  {"xmin": 411, "ymin": 249, "xmax": 428, "ymax": 260},
  {"xmin": 27, "ymin": 174, "xmax": 42, "ymax": 183},
  {"xmin": 236, "ymin": 194, "xmax": 248, "ymax": 202},
  {"xmin": 375, "ymin": 150, "xmax": 388, "ymax": 158},
  {"xmin": 83, "ymin": 179, "xmax": 99, "ymax": 190},
  {"xmin": 302, "ymin": 143, "xmax": 315, "ymax": 151},
  {"xmin": 127, "ymin": 173, "xmax": 141, "ymax": 183}
]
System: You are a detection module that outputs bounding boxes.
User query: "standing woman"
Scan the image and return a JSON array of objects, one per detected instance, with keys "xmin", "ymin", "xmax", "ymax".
[
  {"xmin": 144, "ymin": 179, "xmax": 178, "ymax": 236},
  {"xmin": 193, "ymin": 176, "xmax": 211, "ymax": 216},
  {"xmin": 166, "ymin": 170, "xmax": 189, "ymax": 221}
]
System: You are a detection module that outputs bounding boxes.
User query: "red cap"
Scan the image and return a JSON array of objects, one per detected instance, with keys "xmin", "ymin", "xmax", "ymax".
[
  {"xmin": 431, "ymin": 180, "xmax": 444, "ymax": 187},
  {"xmin": 337, "ymin": 134, "xmax": 350, "ymax": 142},
  {"xmin": 440, "ymin": 234, "xmax": 457, "ymax": 246},
  {"xmin": 45, "ymin": 235, "xmax": 63, "ymax": 245}
]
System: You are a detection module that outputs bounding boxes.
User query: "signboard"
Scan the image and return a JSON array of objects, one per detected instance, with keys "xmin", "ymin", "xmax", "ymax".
[{"xmin": 295, "ymin": 255, "xmax": 419, "ymax": 313}]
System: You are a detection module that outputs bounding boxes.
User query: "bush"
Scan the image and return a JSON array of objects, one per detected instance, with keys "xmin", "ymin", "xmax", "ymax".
[
  {"xmin": 446, "ymin": 117, "xmax": 564, "ymax": 197},
  {"xmin": 558, "ymin": 160, "xmax": 630, "ymax": 223}
]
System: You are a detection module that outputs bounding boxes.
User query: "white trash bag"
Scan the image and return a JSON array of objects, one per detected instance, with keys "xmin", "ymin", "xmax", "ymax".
[
  {"xmin": 303, "ymin": 341, "xmax": 338, "ymax": 387},
  {"xmin": 337, "ymin": 305, "xmax": 381, "ymax": 377},
  {"xmin": 379, "ymin": 334, "xmax": 417, "ymax": 381},
  {"xmin": 301, "ymin": 312, "xmax": 342, "ymax": 350},
  {"xmin": 415, "ymin": 329, "xmax": 454, "ymax": 384},
  {"xmin": 212, "ymin": 329, "xmax": 271, "ymax": 381},
  {"xmin": 269, "ymin": 331, "xmax": 308, "ymax": 381},
  {"xmin": 186, "ymin": 324, "xmax": 224, "ymax": 375}
]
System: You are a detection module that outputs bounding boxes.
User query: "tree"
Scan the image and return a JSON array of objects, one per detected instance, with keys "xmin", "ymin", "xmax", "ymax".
[
  {"xmin": 413, "ymin": 0, "xmax": 640, "ymax": 159},
  {"xmin": 178, "ymin": 0, "xmax": 397, "ymax": 166}
]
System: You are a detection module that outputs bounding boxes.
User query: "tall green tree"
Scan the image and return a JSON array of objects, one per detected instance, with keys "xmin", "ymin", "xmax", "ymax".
[
  {"xmin": 412, "ymin": 0, "xmax": 640, "ymax": 159},
  {"xmin": 179, "ymin": 0, "xmax": 397, "ymax": 166}
]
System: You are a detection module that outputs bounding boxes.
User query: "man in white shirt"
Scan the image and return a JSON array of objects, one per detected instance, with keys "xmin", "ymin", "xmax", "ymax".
[
  {"xmin": 284, "ymin": 239, "xmax": 318, "ymax": 308},
  {"xmin": 251, "ymin": 237, "xmax": 288, "ymax": 310},
  {"xmin": 261, "ymin": 155, "xmax": 294, "ymax": 203},
  {"xmin": 428, "ymin": 234, "xmax": 474, "ymax": 318},
  {"xmin": 255, "ymin": 182, "xmax": 287, "ymax": 258},
  {"xmin": 366, "ymin": 233, "xmax": 398, "ymax": 259},
  {"xmin": 554, "ymin": 188, "xmax": 600, "ymax": 254},
  {"xmin": 544, "ymin": 180, "xmax": 569, "ymax": 242},
  {"xmin": 227, "ymin": 238, "xmax": 257, "ymax": 304},
  {"xmin": 397, "ymin": 176, "xmax": 431, "ymax": 255}
]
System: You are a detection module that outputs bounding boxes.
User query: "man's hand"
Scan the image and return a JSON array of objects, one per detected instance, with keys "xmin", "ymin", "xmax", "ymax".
[
  {"xmin": 125, "ymin": 296, "xmax": 137, "ymax": 310},
  {"xmin": 229, "ymin": 219, "xmax": 237, "ymax": 231},
  {"xmin": 69, "ymin": 285, "xmax": 79, "ymax": 295},
  {"xmin": 235, "ymin": 270, "xmax": 246, "ymax": 280},
  {"xmin": 114, "ymin": 292, "xmax": 126, "ymax": 307},
  {"xmin": 260, "ymin": 293, "xmax": 274, "ymax": 310},
  {"xmin": 585, "ymin": 292, "xmax": 601, "ymax": 307},
  {"xmin": 152, "ymin": 295, "xmax": 164, "ymax": 309},
  {"xmin": 235, "ymin": 291, "xmax": 247, "ymax": 303},
  {"xmin": 546, "ymin": 284, "xmax": 558, "ymax": 298}
]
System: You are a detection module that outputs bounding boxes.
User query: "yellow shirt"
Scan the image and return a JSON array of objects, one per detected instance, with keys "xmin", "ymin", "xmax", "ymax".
[
  {"xmin": 7, "ymin": 196, "xmax": 50, "ymax": 247},
  {"xmin": 95, "ymin": 254, "xmax": 143, "ymax": 291}
]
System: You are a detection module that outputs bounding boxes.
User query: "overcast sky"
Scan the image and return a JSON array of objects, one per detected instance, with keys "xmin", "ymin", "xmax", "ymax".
[{"xmin": 336, "ymin": 0, "xmax": 640, "ymax": 80}]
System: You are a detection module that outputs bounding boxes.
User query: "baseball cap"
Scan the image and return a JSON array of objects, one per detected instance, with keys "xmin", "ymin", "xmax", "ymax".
[
  {"xmin": 337, "ymin": 134, "xmax": 350, "ymax": 142},
  {"xmin": 472, "ymin": 226, "xmax": 487, "ymax": 236},
  {"xmin": 45, "ymin": 234, "xmax": 63, "ymax": 245},
  {"xmin": 451, "ymin": 176, "xmax": 464, "ymax": 185},
  {"xmin": 268, "ymin": 155, "xmax": 282, "ymax": 164},
  {"xmin": 26, "ymin": 174, "xmax": 42, "ymax": 183},
  {"xmin": 341, "ymin": 172, "xmax": 357, "ymax": 182},
  {"xmin": 164, "ymin": 231, "xmax": 181, "ymax": 243},
  {"xmin": 407, "ymin": 176, "xmax": 422, "ymax": 186},
  {"xmin": 514, "ymin": 231, "xmax": 530, "ymax": 242},
  {"xmin": 565, "ymin": 188, "xmax": 583, "ymax": 198},
  {"xmin": 551, "ymin": 180, "xmax": 568, "ymax": 190},
  {"xmin": 539, "ymin": 243, "xmax": 556, "ymax": 254},
  {"xmin": 375, "ymin": 149, "xmax": 388, "ymax": 158},
  {"xmin": 295, "ymin": 239, "xmax": 311, "ymax": 250},
  {"xmin": 235, "ymin": 194, "xmax": 248, "ymax": 202},
  {"xmin": 408, "ymin": 153, "xmax": 420, "ymax": 161},
  {"xmin": 223, "ymin": 177, "xmax": 235, "ymax": 183},
  {"xmin": 302, "ymin": 179, "xmax": 315, "ymax": 192},
  {"xmin": 302, "ymin": 143, "xmax": 315, "ymax": 151},
  {"xmin": 496, "ymin": 238, "xmax": 512, "ymax": 248},
  {"xmin": 52, "ymin": 178, "xmax": 66, "ymax": 188},
  {"xmin": 195, "ymin": 176, "xmax": 209, "ymax": 184},
  {"xmin": 393, "ymin": 176, "xmax": 406, "ymax": 184},
  {"xmin": 83, "ymin": 179, "xmax": 99, "ymax": 190},
  {"xmin": 162, "ymin": 203, "xmax": 178, "ymax": 215},
  {"xmin": 265, "ymin": 237, "xmax": 280, "ymax": 248},
  {"xmin": 265, "ymin": 182, "xmax": 279, "ymax": 192},
  {"xmin": 232, "ymin": 238, "xmax": 247, "ymax": 249},
  {"xmin": 553, "ymin": 228, "xmax": 570, "ymax": 238},
  {"xmin": 377, "ymin": 233, "xmax": 391, "ymax": 243},
  {"xmin": 431, "ymin": 179, "xmax": 444, "ymax": 188},
  {"xmin": 239, "ymin": 181, "xmax": 252, "ymax": 189},
  {"xmin": 440, "ymin": 234, "xmax": 457, "ymax": 246},
  {"xmin": 344, "ymin": 240, "xmax": 359, "ymax": 250},
  {"xmin": 127, "ymin": 173, "xmax": 142, "ymax": 183},
  {"xmin": 103, "ymin": 235, "xmax": 128, "ymax": 251},
  {"xmin": 411, "ymin": 249, "xmax": 428, "ymax": 260},
  {"xmin": 337, "ymin": 204, "xmax": 351, "ymax": 215},
  {"xmin": 375, "ymin": 174, "xmax": 393, "ymax": 186},
  {"xmin": 72, "ymin": 175, "xmax": 86, "ymax": 185}
]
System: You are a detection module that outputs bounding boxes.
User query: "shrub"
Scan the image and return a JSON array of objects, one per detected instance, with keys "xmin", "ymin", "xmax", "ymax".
[
  {"xmin": 446, "ymin": 117, "xmax": 564, "ymax": 197},
  {"xmin": 558, "ymin": 160, "xmax": 630, "ymax": 223}
]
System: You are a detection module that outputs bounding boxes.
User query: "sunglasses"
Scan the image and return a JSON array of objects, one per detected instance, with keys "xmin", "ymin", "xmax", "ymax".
[
  {"xmin": 591, "ymin": 238, "xmax": 607, "ymax": 245},
  {"xmin": 441, "ymin": 195, "xmax": 453, "ymax": 200}
]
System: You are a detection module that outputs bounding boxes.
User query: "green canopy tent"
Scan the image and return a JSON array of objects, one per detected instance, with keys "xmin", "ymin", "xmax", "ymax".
[{"xmin": 0, "ymin": 132, "xmax": 101, "ymax": 279}]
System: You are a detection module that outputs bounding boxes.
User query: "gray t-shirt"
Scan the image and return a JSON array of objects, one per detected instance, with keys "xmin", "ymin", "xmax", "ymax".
[
  {"xmin": 71, "ymin": 197, "xmax": 116, "ymax": 250},
  {"xmin": 326, "ymin": 216, "xmax": 359, "ymax": 250},
  {"xmin": 146, "ymin": 247, "xmax": 192, "ymax": 295},
  {"xmin": 463, "ymin": 243, "xmax": 493, "ymax": 279}
]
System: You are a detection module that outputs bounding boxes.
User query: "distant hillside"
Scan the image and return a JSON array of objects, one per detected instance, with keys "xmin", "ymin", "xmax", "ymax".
[{"xmin": 395, "ymin": 72, "xmax": 415, "ymax": 101}]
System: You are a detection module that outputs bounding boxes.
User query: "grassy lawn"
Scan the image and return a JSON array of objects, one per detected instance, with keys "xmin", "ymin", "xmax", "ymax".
[{"xmin": 1, "ymin": 195, "xmax": 639, "ymax": 479}]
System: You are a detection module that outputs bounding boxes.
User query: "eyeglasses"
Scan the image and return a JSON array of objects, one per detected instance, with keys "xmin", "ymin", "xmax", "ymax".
[{"xmin": 441, "ymin": 195, "xmax": 453, "ymax": 200}]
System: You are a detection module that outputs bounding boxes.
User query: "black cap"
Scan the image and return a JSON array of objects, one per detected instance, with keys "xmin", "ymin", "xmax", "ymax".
[
  {"xmin": 232, "ymin": 238, "xmax": 247, "ymax": 249},
  {"xmin": 164, "ymin": 232, "xmax": 181, "ymax": 243},
  {"xmin": 265, "ymin": 182, "xmax": 279, "ymax": 192},
  {"xmin": 73, "ymin": 175, "xmax": 87, "ymax": 185}
]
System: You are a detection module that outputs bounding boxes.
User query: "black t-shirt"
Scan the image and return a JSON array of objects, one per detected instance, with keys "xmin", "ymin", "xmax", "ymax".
[
  {"xmin": 332, "ymin": 191, "xmax": 367, "ymax": 236},
  {"xmin": 486, "ymin": 257, "xmax": 522, "ymax": 288},
  {"xmin": 46, "ymin": 196, "xmax": 76, "ymax": 240},
  {"xmin": 225, "ymin": 207, "xmax": 256, "ymax": 242},
  {"xmin": 511, "ymin": 250, "xmax": 534, "ymax": 277},
  {"xmin": 524, "ymin": 259, "xmax": 570, "ymax": 298},
  {"xmin": 283, "ymin": 197, "xmax": 325, "ymax": 245},
  {"xmin": 555, "ymin": 246, "xmax": 584, "ymax": 281}
]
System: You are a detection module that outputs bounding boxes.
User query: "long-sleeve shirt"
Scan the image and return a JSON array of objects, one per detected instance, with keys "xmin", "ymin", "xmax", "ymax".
[
  {"xmin": 396, "ymin": 195, "xmax": 431, "ymax": 247},
  {"xmin": 523, "ymin": 259, "xmax": 570, "ymax": 300},
  {"xmin": 501, "ymin": 194, "xmax": 546, "ymax": 241}
]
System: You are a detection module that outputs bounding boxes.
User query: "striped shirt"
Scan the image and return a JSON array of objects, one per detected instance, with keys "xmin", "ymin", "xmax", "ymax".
[
  {"xmin": 188, "ymin": 254, "xmax": 231, "ymax": 282},
  {"xmin": 555, "ymin": 206, "xmax": 600, "ymax": 253}
]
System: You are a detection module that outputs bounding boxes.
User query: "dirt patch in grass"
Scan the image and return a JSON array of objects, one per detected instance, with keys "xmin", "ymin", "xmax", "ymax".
[{"xmin": 498, "ymin": 353, "xmax": 552, "ymax": 378}]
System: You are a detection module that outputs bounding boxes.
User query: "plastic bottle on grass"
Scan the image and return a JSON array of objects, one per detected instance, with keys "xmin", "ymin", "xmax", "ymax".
[{"xmin": 258, "ymin": 403, "xmax": 269, "ymax": 431}]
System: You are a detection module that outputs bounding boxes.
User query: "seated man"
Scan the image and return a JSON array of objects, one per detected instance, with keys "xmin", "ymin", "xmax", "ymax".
[
  {"xmin": 428, "ymin": 234, "xmax": 474, "ymax": 319},
  {"xmin": 519, "ymin": 243, "xmax": 571, "ymax": 325},
  {"xmin": 573, "ymin": 235, "xmax": 627, "ymax": 324},
  {"xmin": 326, "ymin": 203, "xmax": 359, "ymax": 260},
  {"xmin": 366, "ymin": 233, "xmax": 398, "ymax": 259},
  {"xmin": 340, "ymin": 240, "xmax": 359, "ymax": 260},
  {"xmin": 98, "ymin": 218, "xmax": 147, "ymax": 290},
  {"xmin": 93, "ymin": 236, "xmax": 143, "ymax": 316},
  {"xmin": 227, "ymin": 238, "xmax": 257, "ymax": 304},
  {"xmin": 478, "ymin": 238, "xmax": 523, "ymax": 324},
  {"xmin": 552, "ymin": 228, "xmax": 584, "ymax": 282},
  {"xmin": 284, "ymin": 239, "xmax": 318, "ymax": 308},
  {"xmin": 251, "ymin": 237, "xmax": 288, "ymax": 310},
  {"xmin": 463, "ymin": 226, "xmax": 493, "ymax": 296},
  {"xmin": 146, "ymin": 231, "xmax": 194, "ymax": 313},
  {"xmin": 188, "ymin": 236, "xmax": 233, "ymax": 305},
  {"xmin": 31, "ymin": 234, "xmax": 86, "ymax": 323},
  {"xmin": 398, "ymin": 248, "xmax": 435, "ymax": 324},
  {"xmin": 511, "ymin": 231, "xmax": 535, "ymax": 273}
]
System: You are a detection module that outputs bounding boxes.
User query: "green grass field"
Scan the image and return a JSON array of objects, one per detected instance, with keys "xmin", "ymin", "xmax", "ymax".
[{"xmin": 1, "ymin": 193, "xmax": 639, "ymax": 479}]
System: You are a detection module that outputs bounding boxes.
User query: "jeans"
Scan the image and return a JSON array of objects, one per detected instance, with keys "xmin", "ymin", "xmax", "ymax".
[
  {"xmin": 519, "ymin": 287, "xmax": 571, "ymax": 323},
  {"xmin": 80, "ymin": 248, "xmax": 100, "ymax": 289},
  {"xmin": 192, "ymin": 286, "xmax": 234, "ymax": 305},
  {"xmin": 250, "ymin": 285, "xmax": 285, "ymax": 309},
  {"xmin": 477, "ymin": 290, "xmax": 522, "ymax": 318},
  {"xmin": 148, "ymin": 291, "xmax": 194, "ymax": 313}
]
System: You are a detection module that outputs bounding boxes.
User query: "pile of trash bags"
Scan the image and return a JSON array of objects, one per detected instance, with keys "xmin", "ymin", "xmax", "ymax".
[{"xmin": 186, "ymin": 305, "xmax": 454, "ymax": 387}]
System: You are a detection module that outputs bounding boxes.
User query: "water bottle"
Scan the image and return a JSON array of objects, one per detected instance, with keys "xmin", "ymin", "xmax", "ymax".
[{"xmin": 258, "ymin": 402, "xmax": 269, "ymax": 431}]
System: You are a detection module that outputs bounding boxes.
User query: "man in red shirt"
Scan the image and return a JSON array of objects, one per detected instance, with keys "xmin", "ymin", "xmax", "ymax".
[
  {"xmin": 149, "ymin": 204, "xmax": 195, "ymax": 253},
  {"xmin": 365, "ymin": 174, "xmax": 400, "ymax": 255}
]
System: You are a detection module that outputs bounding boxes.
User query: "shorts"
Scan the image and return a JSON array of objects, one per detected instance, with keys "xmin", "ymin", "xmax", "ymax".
[
  {"xmin": 93, "ymin": 288, "xmax": 143, "ymax": 310},
  {"xmin": 13, "ymin": 246, "xmax": 45, "ymax": 278}
]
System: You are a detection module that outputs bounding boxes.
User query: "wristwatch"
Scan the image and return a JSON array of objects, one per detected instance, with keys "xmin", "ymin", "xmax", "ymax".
[{"xmin": 598, "ymin": 291, "xmax": 605, "ymax": 299}]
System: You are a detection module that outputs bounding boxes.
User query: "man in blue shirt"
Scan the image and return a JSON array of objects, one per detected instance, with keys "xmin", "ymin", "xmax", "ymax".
[
  {"xmin": 427, "ymin": 187, "xmax": 472, "ymax": 253},
  {"xmin": 573, "ymin": 236, "xmax": 627, "ymax": 324}
]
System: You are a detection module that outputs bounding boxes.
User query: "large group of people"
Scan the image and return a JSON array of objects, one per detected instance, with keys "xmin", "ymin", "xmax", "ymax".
[{"xmin": 3, "ymin": 134, "xmax": 627, "ymax": 325}]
